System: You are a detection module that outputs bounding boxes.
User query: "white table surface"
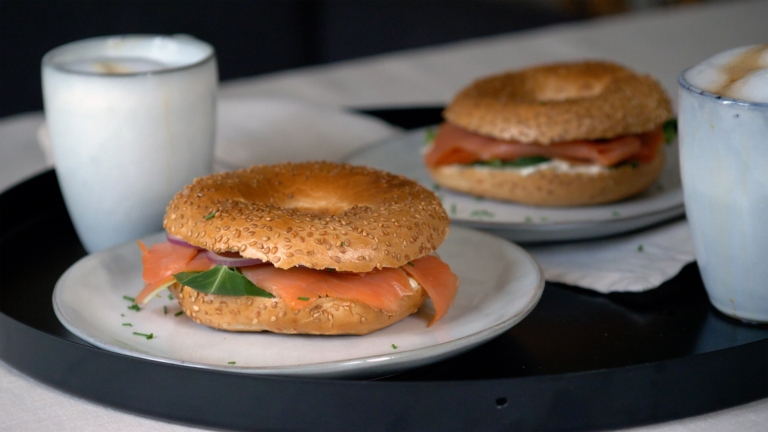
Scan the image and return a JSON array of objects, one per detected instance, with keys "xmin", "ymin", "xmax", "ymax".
[{"xmin": 2, "ymin": 1, "xmax": 768, "ymax": 430}]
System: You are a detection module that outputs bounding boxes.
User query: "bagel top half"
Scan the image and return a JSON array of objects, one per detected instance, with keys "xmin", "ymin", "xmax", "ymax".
[
  {"xmin": 164, "ymin": 161, "xmax": 451, "ymax": 273},
  {"xmin": 443, "ymin": 61, "xmax": 672, "ymax": 144}
]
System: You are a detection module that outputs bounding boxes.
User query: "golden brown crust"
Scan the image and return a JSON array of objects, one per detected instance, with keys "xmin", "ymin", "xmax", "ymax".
[
  {"xmin": 169, "ymin": 283, "xmax": 428, "ymax": 335},
  {"xmin": 427, "ymin": 148, "xmax": 665, "ymax": 206},
  {"xmin": 443, "ymin": 61, "xmax": 672, "ymax": 144},
  {"xmin": 164, "ymin": 162, "xmax": 450, "ymax": 272}
]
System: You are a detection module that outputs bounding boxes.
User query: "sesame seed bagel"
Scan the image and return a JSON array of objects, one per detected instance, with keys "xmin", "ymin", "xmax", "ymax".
[
  {"xmin": 444, "ymin": 61, "xmax": 672, "ymax": 144},
  {"xmin": 169, "ymin": 282, "xmax": 428, "ymax": 335},
  {"xmin": 164, "ymin": 161, "xmax": 450, "ymax": 272},
  {"xmin": 427, "ymin": 147, "xmax": 665, "ymax": 206}
]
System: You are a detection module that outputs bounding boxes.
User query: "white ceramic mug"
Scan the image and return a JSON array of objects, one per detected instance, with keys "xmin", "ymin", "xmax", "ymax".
[
  {"xmin": 42, "ymin": 35, "xmax": 217, "ymax": 253},
  {"xmin": 678, "ymin": 45, "xmax": 768, "ymax": 323}
]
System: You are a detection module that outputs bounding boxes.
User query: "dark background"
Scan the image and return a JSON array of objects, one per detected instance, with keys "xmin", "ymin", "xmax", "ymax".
[
  {"xmin": 0, "ymin": 0, "xmax": 704, "ymax": 119},
  {"xmin": 0, "ymin": 0, "xmax": 581, "ymax": 118}
]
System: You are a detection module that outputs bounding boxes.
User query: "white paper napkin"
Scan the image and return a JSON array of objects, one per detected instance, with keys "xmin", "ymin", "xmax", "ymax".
[{"xmin": 527, "ymin": 219, "xmax": 695, "ymax": 293}]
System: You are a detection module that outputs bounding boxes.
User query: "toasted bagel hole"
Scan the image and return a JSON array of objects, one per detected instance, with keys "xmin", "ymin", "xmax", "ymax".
[
  {"xmin": 279, "ymin": 196, "xmax": 358, "ymax": 217},
  {"xmin": 533, "ymin": 76, "xmax": 610, "ymax": 102}
]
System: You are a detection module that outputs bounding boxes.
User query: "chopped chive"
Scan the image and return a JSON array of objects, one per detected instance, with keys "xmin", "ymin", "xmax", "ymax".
[
  {"xmin": 204, "ymin": 211, "xmax": 216, "ymax": 220},
  {"xmin": 326, "ymin": 268, "xmax": 336, "ymax": 272},
  {"xmin": 121, "ymin": 314, "xmax": 125, "ymax": 317},
  {"xmin": 524, "ymin": 216, "xmax": 533, "ymax": 223},
  {"xmin": 168, "ymin": 293, "xmax": 174, "ymax": 300},
  {"xmin": 638, "ymin": 244, "xmax": 644, "ymax": 252},
  {"xmin": 340, "ymin": 241, "xmax": 345, "ymax": 247},
  {"xmin": 133, "ymin": 332, "xmax": 153, "ymax": 340},
  {"xmin": 474, "ymin": 196, "xmax": 484, "ymax": 202},
  {"xmin": 392, "ymin": 344, "xmax": 398, "ymax": 349},
  {"xmin": 432, "ymin": 183, "xmax": 441, "ymax": 191},
  {"xmin": 174, "ymin": 311, "xmax": 183, "ymax": 317},
  {"xmin": 407, "ymin": 262, "xmax": 414, "ymax": 267},
  {"xmin": 470, "ymin": 209, "xmax": 494, "ymax": 218},
  {"xmin": 297, "ymin": 297, "xmax": 310, "ymax": 301},
  {"xmin": 612, "ymin": 211, "xmax": 620, "ymax": 217},
  {"xmin": 127, "ymin": 304, "xmax": 140, "ymax": 312},
  {"xmin": 540, "ymin": 217, "xmax": 548, "ymax": 222},
  {"xmin": 122, "ymin": 323, "xmax": 132, "ymax": 327},
  {"xmin": 450, "ymin": 203, "xmax": 457, "ymax": 216},
  {"xmin": 164, "ymin": 306, "xmax": 168, "ymax": 315},
  {"xmin": 123, "ymin": 295, "xmax": 136, "ymax": 302},
  {"xmin": 228, "ymin": 361, "xmax": 236, "ymax": 365}
]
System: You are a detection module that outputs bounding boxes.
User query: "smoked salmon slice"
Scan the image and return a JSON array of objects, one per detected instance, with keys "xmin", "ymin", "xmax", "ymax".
[
  {"xmin": 138, "ymin": 241, "xmax": 461, "ymax": 325},
  {"xmin": 135, "ymin": 249, "xmax": 215, "ymax": 305},
  {"xmin": 403, "ymin": 255, "xmax": 460, "ymax": 326},
  {"xmin": 425, "ymin": 122, "xmax": 663, "ymax": 168},
  {"xmin": 135, "ymin": 275, "xmax": 176, "ymax": 305},
  {"xmin": 241, "ymin": 255, "xmax": 459, "ymax": 324},
  {"xmin": 240, "ymin": 265, "xmax": 415, "ymax": 313},
  {"xmin": 138, "ymin": 240, "xmax": 199, "ymax": 284}
]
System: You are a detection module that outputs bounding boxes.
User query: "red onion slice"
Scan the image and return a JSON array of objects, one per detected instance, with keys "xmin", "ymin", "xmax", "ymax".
[
  {"xmin": 166, "ymin": 233, "xmax": 205, "ymax": 250},
  {"xmin": 205, "ymin": 251, "xmax": 264, "ymax": 267}
]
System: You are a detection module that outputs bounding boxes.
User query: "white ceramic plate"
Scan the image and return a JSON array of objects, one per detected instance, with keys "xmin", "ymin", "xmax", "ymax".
[
  {"xmin": 53, "ymin": 226, "xmax": 544, "ymax": 379},
  {"xmin": 345, "ymin": 128, "xmax": 684, "ymax": 243}
]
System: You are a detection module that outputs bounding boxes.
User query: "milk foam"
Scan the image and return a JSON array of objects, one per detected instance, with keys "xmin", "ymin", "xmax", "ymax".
[
  {"xmin": 61, "ymin": 57, "xmax": 170, "ymax": 74},
  {"xmin": 684, "ymin": 44, "xmax": 768, "ymax": 103},
  {"xmin": 45, "ymin": 35, "xmax": 211, "ymax": 75}
]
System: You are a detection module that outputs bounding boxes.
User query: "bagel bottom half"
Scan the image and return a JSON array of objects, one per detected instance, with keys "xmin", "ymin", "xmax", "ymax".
[
  {"xmin": 427, "ymin": 149, "xmax": 665, "ymax": 207},
  {"xmin": 169, "ymin": 283, "xmax": 429, "ymax": 335}
]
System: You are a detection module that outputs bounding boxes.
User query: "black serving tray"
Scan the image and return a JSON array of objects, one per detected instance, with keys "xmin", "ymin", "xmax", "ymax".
[{"xmin": 1, "ymin": 107, "xmax": 767, "ymax": 432}]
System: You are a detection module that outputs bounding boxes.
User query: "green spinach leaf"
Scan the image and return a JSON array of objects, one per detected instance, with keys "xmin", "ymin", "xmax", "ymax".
[
  {"xmin": 174, "ymin": 265, "xmax": 274, "ymax": 298},
  {"xmin": 473, "ymin": 156, "xmax": 550, "ymax": 168}
]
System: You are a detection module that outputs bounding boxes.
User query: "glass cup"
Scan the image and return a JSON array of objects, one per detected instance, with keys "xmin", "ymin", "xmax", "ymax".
[
  {"xmin": 42, "ymin": 34, "xmax": 217, "ymax": 253},
  {"xmin": 678, "ymin": 45, "xmax": 768, "ymax": 323}
]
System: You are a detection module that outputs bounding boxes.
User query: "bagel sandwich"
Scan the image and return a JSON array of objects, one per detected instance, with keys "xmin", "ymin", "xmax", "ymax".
[
  {"xmin": 424, "ymin": 61, "xmax": 675, "ymax": 206},
  {"xmin": 134, "ymin": 161, "xmax": 460, "ymax": 335}
]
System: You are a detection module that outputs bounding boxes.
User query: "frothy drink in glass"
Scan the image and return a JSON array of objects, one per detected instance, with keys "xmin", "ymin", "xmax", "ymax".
[
  {"xmin": 42, "ymin": 35, "xmax": 217, "ymax": 253},
  {"xmin": 678, "ymin": 44, "xmax": 768, "ymax": 322}
]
